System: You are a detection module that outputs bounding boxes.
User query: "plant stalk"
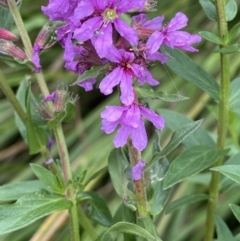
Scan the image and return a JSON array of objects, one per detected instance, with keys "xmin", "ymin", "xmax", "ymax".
[
  {"xmin": 7, "ymin": 2, "xmax": 80, "ymax": 240},
  {"xmin": 204, "ymin": 1, "xmax": 230, "ymax": 240},
  {"xmin": 128, "ymin": 138, "xmax": 148, "ymax": 218}
]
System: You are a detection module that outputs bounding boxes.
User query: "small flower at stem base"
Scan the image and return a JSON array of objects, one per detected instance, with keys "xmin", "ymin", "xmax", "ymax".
[{"xmin": 131, "ymin": 160, "xmax": 145, "ymax": 181}]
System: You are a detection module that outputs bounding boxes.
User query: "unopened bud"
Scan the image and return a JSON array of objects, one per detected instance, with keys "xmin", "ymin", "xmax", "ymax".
[
  {"xmin": 0, "ymin": 39, "xmax": 27, "ymax": 60},
  {"xmin": 0, "ymin": 28, "xmax": 18, "ymax": 41},
  {"xmin": 54, "ymin": 88, "xmax": 68, "ymax": 112},
  {"xmin": 144, "ymin": 0, "xmax": 157, "ymax": 12}
]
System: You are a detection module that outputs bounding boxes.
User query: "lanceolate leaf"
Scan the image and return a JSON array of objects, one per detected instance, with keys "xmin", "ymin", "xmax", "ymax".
[
  {"xmin": 0, "ymin": 180, "xmax": 48, "ymax": 201},
  {"xmin": 215, "ymin": 215, "xmax": 235, "ymax": 241},
  {"xmin": 214, "ymin": 44, "xmax": 240, "ymax": 54},
  {"xmin": 199, "ymin": 0, "xmax": 217, "ymax": 21},
  {"xmin": 163, "ymin": 146, "xmax": 229, "ymax": 189},
  {"xmin": 198, "ymin": 31, "xmax": 224, "ymax": 45},
  {"xmin": 163, "ymin": 46, "xmax": 220, "ymax": 100},
  {"xmin": 71, "ymin": 64, "xmax": 108, "ymax": 85},
  {"xmin": 148, "ymin": 119, "xmax": 203, "ymax": 168},
  {"xmin": 229, "ymin": 77, "xmax": 240, "ymax": 115},
  {"xmin": 0, "ymin": 191, "xmax": 71, "ymax": 235},
  {"xmin": 136, "ymin": 87, "xmax": 188, "ymax": 102},
  {"xmin": 166, "ymin": 194, "xmax": 208, "ymax": 214},
  {"xmin": 96, "ymin": 222, "xmax": 162, "ymax": 241},
  {"xmin": 30, "ymin": 164, "xmax": 65, "ymax": 195},
  {"xmin": 211, "ymin": 165, "xmax": 240, "ymax": 185},
  {"xmin": 225, "ymin": 0, "xmax": 238, "ymax": 21},
  {"xmin": 230, "ymin": 204, "xmax": 240, "ymax": 223}
]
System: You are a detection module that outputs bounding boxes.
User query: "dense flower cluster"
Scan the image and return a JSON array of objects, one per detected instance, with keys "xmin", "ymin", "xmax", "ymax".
[{"xmin": 40, "ymin": 0, "xmax": 201, "ymax": 154}]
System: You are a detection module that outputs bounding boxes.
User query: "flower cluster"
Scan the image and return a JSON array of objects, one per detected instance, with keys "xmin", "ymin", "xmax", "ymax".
[{"xmin": 40, "ymin": 0, "xmax": 201, "ymax": 153}]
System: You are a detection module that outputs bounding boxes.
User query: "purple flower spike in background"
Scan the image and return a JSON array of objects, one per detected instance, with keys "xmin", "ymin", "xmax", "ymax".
[
  {"xmin": 132, "ymin": 160, "xmax": 145, "ymax": 181},
  {"xmin": 101, "ymin": 102, "xmax": 165, "ymax": 151}
]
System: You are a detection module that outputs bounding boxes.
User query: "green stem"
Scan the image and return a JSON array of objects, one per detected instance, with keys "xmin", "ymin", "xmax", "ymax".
[
  {"xmin": 78, "ymin": 206, "xmax": 98, "ymax": 240},
  {"xmin": 0, "ymin": 69, "xmax": 26, "ymax": 124},
  {"xmin": 128, "ymin": 139, "xmax": 148, "ymax": 218},
  {"xmin": 7, "ymin": 2, "xmax": 80, "ymax": 240},
  {"xmin": 204, "ymin": 1, "xmax": 230, "ymax": 241}
]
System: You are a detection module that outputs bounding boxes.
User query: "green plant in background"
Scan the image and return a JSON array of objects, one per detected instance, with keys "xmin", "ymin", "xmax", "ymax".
[{"xmin": 0, "ymin": 0, "xmax": 239, "ymax": 241}]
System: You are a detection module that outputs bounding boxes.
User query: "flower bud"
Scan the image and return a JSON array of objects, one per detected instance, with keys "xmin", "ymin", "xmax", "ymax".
[
  {"xmin": 0, "ymin": 28, "xmax": 18, "ymax": 41},
  {"xmin": 0, "ymin": 39, "xmax": 27, "ymax": 60},
  {"xmin": 143, "ymin": 0, "xmax": 157, "ymax": 12}
]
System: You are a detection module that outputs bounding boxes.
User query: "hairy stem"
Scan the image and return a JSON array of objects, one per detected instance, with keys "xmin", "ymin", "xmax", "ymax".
[
  {"xmin": 128, "ymin": 139, "xmax": 148, "ymax": 218},
  {"xmin": 204, "ymin": 1, "xmax": 230, "ymax": 240}
]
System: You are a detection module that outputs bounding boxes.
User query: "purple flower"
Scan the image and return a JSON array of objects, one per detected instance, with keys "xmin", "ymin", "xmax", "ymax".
[
  {"xmin": 100, "ymin": 47, "xmax": 159, "ymax": 105},
  {"xmin": 77, "ymin": 78, "xmax": 96, "ymax": 91},
  {"xmin": 146, "ymin": 12, "xmax": 202, "ymax": 54},
  {"xmin": 47, "ymin": 137, "xmax": 54, "ymax": 150},
  {"xmin": 73, "ymin": 0, "xmax": 144, "ymax": 57},
  {"xmin": 44, "ymin": 91, "xmax": 56, "ymax": 102},
  {"xmin": 101, "ymin": 103, "xmax": 165, "ymax": 151},
  {"xmin": 132, "ymin": 160, "xmax": 145, "ymax": 180}
]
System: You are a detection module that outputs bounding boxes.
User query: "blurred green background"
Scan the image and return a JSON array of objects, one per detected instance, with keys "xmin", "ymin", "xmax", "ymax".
[{"xmin": 0, "ymin": 0, "xmax": 240, "ymax": 240}]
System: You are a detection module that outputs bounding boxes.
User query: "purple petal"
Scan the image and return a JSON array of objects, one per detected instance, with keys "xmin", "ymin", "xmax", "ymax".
[
  {"xmin": 147, "ymin": 52, "xmax": 168, "ymax": 64},
  {"xmin": 93, "ymin": 23, "xmax": 113, "ymax": 58},
  {"xmin": 63, "ymin": 33, "xmax": 74, "ymax": 62},
  {"xmin": 146, "ymin": 31, "xmax": 164, "ymax": 54},
  {"xmin": 70, "ymin": 0, "xmax": 94, "ymax": 22},
  {"xmin": 143, "ymin": 16, "xmax": 164, "ymax": 29},
  {"xmin": 140, "ymin": 106, "xmax": 165, "ymax": 130},
  {"xmin": 73, "ymin": 17, "xmax": 103, "ymax": 41},
  {"xmin": 167, "ymin": 12, "xmax": 188, "ymax": 32},
  {"xmin": 132, "ymin": 14, "xmax": 147, "ymax": 26},
  {"xmin": 131, "ymin": 120, "xmax": 147, "ymax": 151},
  {"xmin": 77, "ymin": 78, "xmax": 96, "ymax": 91},
  {"xmin": 99, "ymin": 67, "xmax": 122, "ymax": 95},
  {"xmin": 101, "ymin": 119, "xmax": 119, "ymax": 134},
  {"xmin": 106, "ymin": 46, "xmax": 122, "ymax": 63},
  {"xmin": 119, "ymin": 71, "xmax": 134, "ymax": 105},
  {"xmin": 44, "ymin": 91, "xmax": 56, "ymax": 102},
  {"xmin": 131, "ymin": 160, "xmax": 145, "ymax": 181},
  {"xmin": 123, "ymin": 104, "xmax": 141, "ymax": 128},
  {"xmin": 101, "ymin": 106, "xmax": 126, "ymax": 122},
  {"xmin": 117, "ymin": 0, "xmax": 145, "ymax": 13},
  {"xmin": 47, "ymin": 137, "xmax": 54, "ymax": 150},
  {"xmin": 114, "ymin": 18, "xmax": 138, "ymax": 45},
  {"xmin": 32, "ymin": 43, "xmax": 41, "ymax": 73},
  {"xmin": 89, "ymin": 0, "xmax": 107, "ymax": 11},
  {"xmin": 113, "ymin": 124, "xmax": 132, "ymax": 148}
]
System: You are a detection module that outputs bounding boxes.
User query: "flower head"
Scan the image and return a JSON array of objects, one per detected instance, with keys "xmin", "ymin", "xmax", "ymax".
[{"xmin": 101, "ymin": 103, "xmax": 164, "ymax": 151}]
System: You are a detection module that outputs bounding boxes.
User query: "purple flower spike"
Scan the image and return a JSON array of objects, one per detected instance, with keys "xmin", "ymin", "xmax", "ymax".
[
  {"xmin": 101, "ymin": 103, "xmax": 165, "ymax": 151},
  {"xmin": 132, "ymin": 160, "xmax": 145, "ymax": 181},
  {"xmin": 44, "ymin": 91, "xmax": 56, "ymax": 102}
]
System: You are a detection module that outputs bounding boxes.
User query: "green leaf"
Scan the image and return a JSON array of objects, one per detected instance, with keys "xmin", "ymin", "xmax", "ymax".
[
  {"xmin": 198, "ymin": 31, "xmax": 224, "ymax": 45},
  {"xmin": 108, "ymin": 148, "xmax": 131, "ymax": 198},
  {"xmin": 47, "ymin": 111, "xmax": 65, "ymax": 129},
  {"xmin": 229, "ymin": 77, "xmax": 240, "ymax": 115},
  {"xmin": 215, "ymin": 215, "xmax": 235, "ymax": 241},
  {"xmin": 165, "ymin": 194, "xmax": 208, "ymax": 214},
  {"xmin": 0, "ymin": 180, "xmax": 48, "ymax": 201},
  {"xmin": 163, "ymin": 146, "xmax": 229, "ymax": 189},
  {"xmin": 0, "ymin": 1, "xmax": 21, "ymax": 29},
  {"xmin": 163, "ymin": 46, "xmax": 220, "ymax": 100},
  {"xmin": 225, "ymin": 0, "xmax": 238, "ymax": 21},
  {"xmin": 227, "ymin": 23, "xmax": 240, "ymax": 43},
  {"xmin": 77, "ymin": 191, "xmax": 113, "ymax": 227},
  {"xmin": 136, "ymin": 86, "xmax": 188, "ymax": 102},
  {"xmin": 214, "ymin": 44, "xmax": 240, "ymax": 54},
  {"xmin": 26, "ymin": 85, "xmax": 48, "ymax": 154},
  {"xmin": 0, "ymin": 191, "xmax": 71, "ymax": 235},
  {"xmin": 62, "ymin": 102, "xmax": 76, "ymax": 122},
  {"xmin": 230, "ymin": 204, "xmax": 240, "ymax": 223},
  {"xmin": 30, "ymin": 164, "xmax": 65, "ymax": 194},
  {"xmin": 148, "ymin": 119, "xmax": 203, "ymax": 168},
  {"xmin": 15, "ymin": 77, "xmax": 28, "ymax": 143},
  {"xmin": 84, "ymin": 166, "xmax": 107, "ymax": 185},
  {"xmin": 96, "ymin": 222, "xmax": 162, "ymax": 241},
  {"xmin": 159, "ymin": 109, "xmax": 215, "ymax": 148},
  {"xmin": 114, "ymin": 204, "xmax": 136, "ymax": 241},
  {"xmin": 211, "ymin": 165, "xmax": 240, "ymax": 185},
  {"xmin": 71, "ymin": 65, "xmax": 108, "ymax": 85},
  {"xmin": 199, "ymin": 0, "xmax": 217, "ymax": 21},
  {"xmin": 137, "ymin": 217, "xmax": 159, "ymax": 241}
]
